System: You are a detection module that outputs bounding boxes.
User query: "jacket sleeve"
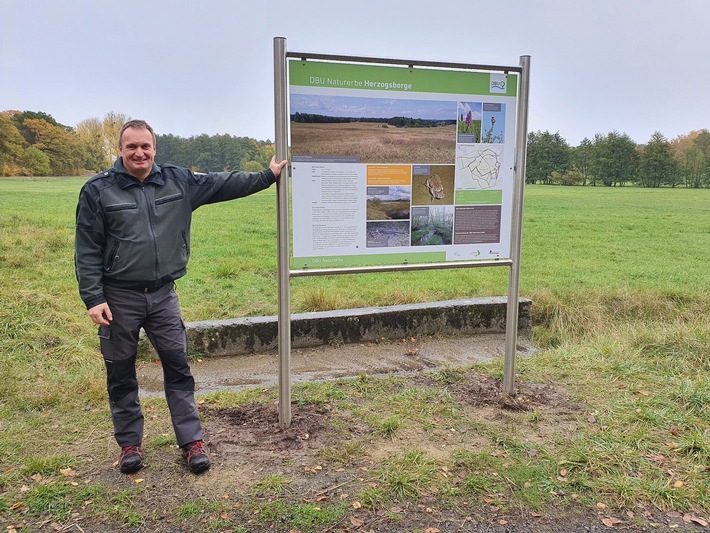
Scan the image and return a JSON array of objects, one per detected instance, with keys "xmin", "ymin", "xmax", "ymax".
[
  {"xmin": 186, "ymin": 167, "xmax": 277, "ymax": 210},
  {"xmin": 74, "ymin": 184, "xmax": 107, "ymax": 309}
]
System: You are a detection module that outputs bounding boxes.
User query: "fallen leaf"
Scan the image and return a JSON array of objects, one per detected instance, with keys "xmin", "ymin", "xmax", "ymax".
[
  {"xmin": 30, "ymin": 473, "xmax": 42, "ymax": 483},
  {"xmin": 596, "ymin": 502, "xmax": 608, "ymax": 509},
  {"xmin": 531, "ymin": 512, "xmax": 543, "ymax": 518},
  {"xmin": 689, "ymin": 515, "xmax": 708, "ymax": 527},
  {"xmin": 425, "ymin": 528, "xmax": 440, "ymax": 533},
  {"xmin": 601, "ymin": 517, "xmax": 623, "ymax": 527},
  {"xmin": 220, "ymin": 512, "xmax": 229, "ymax": 520},
  {"xmin": 11, "ymin": 501, "xmax": 23, "ymax": 510},
  {"xmin": 673, "ymin": 480, "xmax": 684, "ymax": 488},
  {"xmin": 637, "ymin": 390, "xmax": 651, "ymax": 396},
  {"xmin": 499, "ymin": 519, "xmax": 508, "ymax": 525},
  {"xmin": 60, "ymin": 468, "xmax": 78, "ymax": 477},
  {"xmin": 559, "ymin": 469, "xmax": 567, "ymax": 477},
  {"xmin": 134, "ymin": 478, "xmax": 144, "ymax": 484},
  {"xmin": 352, "ymin": 501, "xmax": 361, "ymax": 509},
  {"xmin": 350, "ymin": 516, "xmax": 364, "ymax": 527},
  {"xmin": 683, "ymin": 514, "xmax": 709, "ymax": 526}
]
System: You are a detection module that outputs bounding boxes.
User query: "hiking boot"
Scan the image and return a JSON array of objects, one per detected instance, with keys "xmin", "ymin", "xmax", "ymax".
[
  {"xmin": 119, "ymin": 444, "xmax": 143, "ymax": 474},
  {"xmin": 182, "ymin": 440, "xmax": 211, "ymax": 474}
]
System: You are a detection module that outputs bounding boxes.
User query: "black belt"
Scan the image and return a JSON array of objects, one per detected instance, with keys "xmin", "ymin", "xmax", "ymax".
[
  {"xmin": 140, "ymin": 284, "xmax": 166, "ymax": 293},
  {"xmin": 104, "ymin": 280, "xmax": 171, "ymax": 293}
]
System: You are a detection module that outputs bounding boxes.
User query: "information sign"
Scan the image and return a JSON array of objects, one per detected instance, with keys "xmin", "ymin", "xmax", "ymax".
[{"xmin": 289, "ymin": 60, "xmax": 519, "ymax": 269}]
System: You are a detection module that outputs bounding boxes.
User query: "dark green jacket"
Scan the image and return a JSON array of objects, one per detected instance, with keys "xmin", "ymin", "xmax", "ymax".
[{"xmin": 75, "ymin": 158, "xmax": 276, "ymax": 309}]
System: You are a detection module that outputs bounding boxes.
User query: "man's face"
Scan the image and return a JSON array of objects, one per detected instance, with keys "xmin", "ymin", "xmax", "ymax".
[{"xmin": 119, "ymin": 127, "xmax": 156, "ymax": 180}]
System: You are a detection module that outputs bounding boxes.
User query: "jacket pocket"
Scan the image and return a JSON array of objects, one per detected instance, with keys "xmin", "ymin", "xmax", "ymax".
[
  {"xmin": 104, "ymin": 241, "xmax": 120, "ymax": 272},
  {"xmin": 105, "ymin": 202, "xmax": 138, "ymax": 212},
  {"xmin": 155, "ymin": 193, "xmax": 183, "ymax": 206},
  {"xmin": 181, "ymin": 231, "xmax": 189, "ymax": 260}
]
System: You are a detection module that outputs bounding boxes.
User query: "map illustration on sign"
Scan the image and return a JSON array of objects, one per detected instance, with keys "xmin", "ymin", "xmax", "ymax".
[{"xmin": 456, "ymin": 145, "xmax": 504, "ymax": 190}]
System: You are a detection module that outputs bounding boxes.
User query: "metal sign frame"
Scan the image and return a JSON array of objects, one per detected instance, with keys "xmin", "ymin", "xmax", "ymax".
[{"xmin": 274, "ymin": 37, "xmax": 530, "ymax": 429}]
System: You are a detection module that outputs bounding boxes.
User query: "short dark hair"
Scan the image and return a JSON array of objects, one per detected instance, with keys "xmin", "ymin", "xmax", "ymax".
[{"xmin": 118, "ymin": 120, "xmax": 156, "ymax": 148}]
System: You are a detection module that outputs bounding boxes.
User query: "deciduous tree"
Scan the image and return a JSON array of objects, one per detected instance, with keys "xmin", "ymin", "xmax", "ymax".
[
  {"xmin": 0, "ymin": 114, "xmax": 27, "ymax": 176},
  {"xmin": 23, "ymin": 118, "xmax": 83, "ymax": 175},
  {"xmin": 637, "ymin": 132, "xmax": 677, "ymax": 187},
  {"xmin": 589, "ymin": 131, "xmax": 637, "ymax": 187},
  {"xmin": 526, "ymin": 131, "xmax": 570, "ymax": 184},
  {"xmin": 76, "ymin": 117, "xmax": 110, "ymax": 171}
]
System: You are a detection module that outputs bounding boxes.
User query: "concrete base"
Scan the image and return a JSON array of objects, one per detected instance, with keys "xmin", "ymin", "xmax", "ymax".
[{"xmin": 138, "ymin": 297, "xmax": 531, "ymax": 358}]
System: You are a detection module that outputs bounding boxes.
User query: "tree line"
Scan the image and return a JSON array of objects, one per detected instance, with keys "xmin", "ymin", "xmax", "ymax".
[
  {"xmin": 0, "ymin": 110, "xmax": 275, "ymax": 177},
  {"xmin": 2, "ymin": 109, "xmax": 709, "ymax": 187},
  {"xmin": 527, "ymin": 129, "xmax": 710, "ymax": 188}
]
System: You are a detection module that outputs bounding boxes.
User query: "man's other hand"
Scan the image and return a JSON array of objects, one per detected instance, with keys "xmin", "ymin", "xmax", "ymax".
[{"xmin": 88, "ymin": 303, "xmax": 112, "ymax": 326}]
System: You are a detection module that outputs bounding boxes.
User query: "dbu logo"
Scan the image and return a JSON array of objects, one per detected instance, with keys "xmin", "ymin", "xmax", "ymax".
[{"xmin": 489, "ymin": 73, "xmax": 507, "ymax": 94}]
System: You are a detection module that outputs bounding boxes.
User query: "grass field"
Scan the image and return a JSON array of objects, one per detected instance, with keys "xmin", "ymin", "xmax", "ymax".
[
  {"xmin": 0, "ymin": 178, "xmax": 708, "ymax": 531},
  {"xmin": 291, "ymin": 122, "xmax": 456, "ymax": 164}
]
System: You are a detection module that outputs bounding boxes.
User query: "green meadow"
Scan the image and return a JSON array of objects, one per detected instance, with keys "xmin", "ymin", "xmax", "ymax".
[{"xmin": 0, "ymin": 178, "xmax": 708, "ymax": 531}]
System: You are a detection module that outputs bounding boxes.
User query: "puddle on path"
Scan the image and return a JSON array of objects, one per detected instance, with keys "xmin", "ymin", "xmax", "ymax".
[{"xmin": 138, "ymin": 333, "xmax": 536, "ymax": 398}]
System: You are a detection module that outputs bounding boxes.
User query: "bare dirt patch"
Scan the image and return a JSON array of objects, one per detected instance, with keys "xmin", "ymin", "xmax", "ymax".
[{"xmin": 206, "ymin": 402, "xmax": 352, "ymax": 458}]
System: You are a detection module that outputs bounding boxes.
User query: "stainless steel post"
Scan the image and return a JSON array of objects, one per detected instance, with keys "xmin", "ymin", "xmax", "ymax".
[
  {"xmin": 503, "ymin": 55, "xmax": 531, "ymax": 394},
  {"xmin": 274, "ymin": 37, "xmax": 292, "ymax": 428}
]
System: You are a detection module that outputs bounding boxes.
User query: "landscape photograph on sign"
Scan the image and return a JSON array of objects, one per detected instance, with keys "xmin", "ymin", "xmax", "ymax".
[
  {"xmin": 290, "ymin": 94, "xmax": 457, "ymax": 164},
  {"xmin": 366, "ymin": 185, "xmax": 411, "ymax": 221}
]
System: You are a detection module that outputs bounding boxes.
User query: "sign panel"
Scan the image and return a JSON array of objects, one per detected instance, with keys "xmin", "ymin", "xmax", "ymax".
[{"xmin": 289, "ymin": 59, "xmax": 519, "ymax": 269}]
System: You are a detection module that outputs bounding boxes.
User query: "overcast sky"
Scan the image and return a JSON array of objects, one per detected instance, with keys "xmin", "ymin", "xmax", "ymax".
[{"xmin": 1, "ymin": 0, "xmax": 708, "ymax": 146}]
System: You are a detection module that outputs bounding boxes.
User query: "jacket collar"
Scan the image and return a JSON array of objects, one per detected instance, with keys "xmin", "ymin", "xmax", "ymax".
[{"xmin": 113, "ymin": 158, "xmax": 164, "ymax": 188}]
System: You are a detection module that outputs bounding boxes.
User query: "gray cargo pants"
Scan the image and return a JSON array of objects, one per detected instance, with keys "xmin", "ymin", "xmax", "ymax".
[{"xmin": 99, "ymin": 282, "xmax": 203, "ymax": 448}]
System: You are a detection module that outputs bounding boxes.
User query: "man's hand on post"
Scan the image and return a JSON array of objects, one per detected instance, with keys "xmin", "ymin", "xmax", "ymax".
[
  {"xmin": 88, "ymin": 302, "xmax": 112, "ymax": 326},
  {"xmin": 269, "ymin": 156, "xmax": 288, "ymax": 179}
]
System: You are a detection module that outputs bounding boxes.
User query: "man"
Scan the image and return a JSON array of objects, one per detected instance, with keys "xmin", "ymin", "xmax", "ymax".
[{"xmin": 75, "ymin": 119, "xmax": 287, "ymax": 474}]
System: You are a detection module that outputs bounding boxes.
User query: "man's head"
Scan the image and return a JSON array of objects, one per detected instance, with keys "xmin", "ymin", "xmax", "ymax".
[{"xmin": 118, "ymin": 120, "xmax": 157, "ymax": 181}]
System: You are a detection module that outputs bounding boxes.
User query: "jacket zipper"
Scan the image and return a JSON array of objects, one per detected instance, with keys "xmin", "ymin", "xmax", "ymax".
[{"xmin": 140, "ymin": 185, "xmax": 160, "ymax": 281}]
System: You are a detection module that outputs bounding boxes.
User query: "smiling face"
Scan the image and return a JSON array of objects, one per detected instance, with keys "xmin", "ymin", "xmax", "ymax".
[{"xmin": 119, "ymin": 126, "xmax": 156, "ymax": 181}]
